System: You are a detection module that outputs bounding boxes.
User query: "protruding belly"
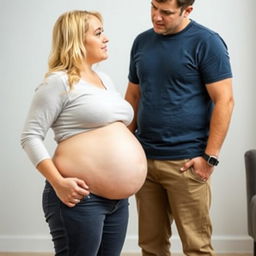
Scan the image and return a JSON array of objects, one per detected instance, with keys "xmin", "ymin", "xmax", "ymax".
[{"xmin": 53, "ymin": 122, "xmax": 147, "ymax": 199}]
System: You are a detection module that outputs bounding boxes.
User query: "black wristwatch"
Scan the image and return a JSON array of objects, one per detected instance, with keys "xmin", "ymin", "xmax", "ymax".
[{"xmin": 202, "ymin": 153, "xmax": 219, "ymax": 167}]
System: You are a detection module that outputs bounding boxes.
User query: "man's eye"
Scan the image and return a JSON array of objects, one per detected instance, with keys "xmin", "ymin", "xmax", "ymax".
[{"xmin": 161, "ymin": 11, "xmax": 172, "ymax": 16}]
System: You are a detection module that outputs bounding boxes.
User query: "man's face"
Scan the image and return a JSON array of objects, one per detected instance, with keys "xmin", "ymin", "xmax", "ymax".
[{"xmin": 151, "ymin": 0, "xmax": 192, "ymax": 35}]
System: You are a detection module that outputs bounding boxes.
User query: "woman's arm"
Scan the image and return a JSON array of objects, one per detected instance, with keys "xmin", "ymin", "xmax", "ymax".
[
  {"xmin": 21, "ymin": 74, "xmax": 89, "ymax": 206},
  {"xmin": 37, "ymin": 159, "xmax": 89, "ymax": 207}
]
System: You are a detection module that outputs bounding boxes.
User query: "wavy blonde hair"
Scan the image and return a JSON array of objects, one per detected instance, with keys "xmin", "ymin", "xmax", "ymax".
[{"xmin": 46, "ymin": 10, "xmax": 102, "ymax": 88}]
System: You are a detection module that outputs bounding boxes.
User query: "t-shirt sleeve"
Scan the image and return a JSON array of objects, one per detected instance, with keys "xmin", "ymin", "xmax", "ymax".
[
  {"xmin": 128, "ymin": 37, "xmax": 140, "ymax": 84},
  {"xmin": 198, "ymin": 33, "xmax": 232, "ymax": 84},
  {"xmin": 20, "ymin": 74, "xmax": 68, "ymax": 166}
]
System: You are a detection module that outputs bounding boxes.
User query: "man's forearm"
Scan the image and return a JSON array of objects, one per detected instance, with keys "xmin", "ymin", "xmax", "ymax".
[
  {"xmin": 125, "ymin": 82, "xmax": 141, "ymax": 133},
  {"xmin": 205, "ymin": 98, "xmax": 234, "ymax": 156}
]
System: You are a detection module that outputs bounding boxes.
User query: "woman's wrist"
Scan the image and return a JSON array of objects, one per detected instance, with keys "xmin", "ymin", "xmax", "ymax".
[{"xmin": 37, "ymin": 159, "xmax": 64, "ymax": 188}]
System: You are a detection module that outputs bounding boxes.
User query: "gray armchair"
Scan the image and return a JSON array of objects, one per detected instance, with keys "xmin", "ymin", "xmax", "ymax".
[{"xmin": 245, "ymin": 149, "xmax": 256, "ymax": 256}]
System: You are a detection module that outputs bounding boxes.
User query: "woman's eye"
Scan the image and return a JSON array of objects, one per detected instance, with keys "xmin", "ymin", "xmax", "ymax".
[{"xmin": 95, "ymin": 29, "xmax": 104, "ymax": 37}]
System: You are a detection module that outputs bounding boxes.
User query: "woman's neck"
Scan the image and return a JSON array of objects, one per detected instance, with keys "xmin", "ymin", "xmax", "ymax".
[{"xmin": 80, "ymin": 65, "xmax": 105, "ymax": 89}]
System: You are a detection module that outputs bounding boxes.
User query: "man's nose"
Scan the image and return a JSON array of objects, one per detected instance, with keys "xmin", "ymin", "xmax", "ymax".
[{"xmin": 153, "ymin": 11, "xmax": 163, "ymax": 21}]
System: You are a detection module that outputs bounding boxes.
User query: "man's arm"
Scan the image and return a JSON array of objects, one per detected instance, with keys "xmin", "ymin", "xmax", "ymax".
[
  {"xmin": 181, "ymin": 78, "xmax": 234, "ymax": 180},
  {"xmin": 125, "ymin": 82, "xmax": 141, "ymax": 133},
  {"xmin": 205, "ymin": 78, "xmax": 234, "ymax": 157}
]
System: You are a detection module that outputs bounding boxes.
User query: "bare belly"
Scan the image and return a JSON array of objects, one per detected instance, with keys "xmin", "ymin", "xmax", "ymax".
[{"xmin": 53, "ymin": 122, "xmax": 147, "ymax": 199}]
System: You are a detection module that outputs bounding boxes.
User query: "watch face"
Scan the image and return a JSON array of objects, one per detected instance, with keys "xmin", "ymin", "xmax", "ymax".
[
  {"xmin": 208, "ymin": 157, "xmax": 219, "ymax": 166},
  {"xmin": 202, "ymin": 153, "xmax": 219, "ymax": 166}
]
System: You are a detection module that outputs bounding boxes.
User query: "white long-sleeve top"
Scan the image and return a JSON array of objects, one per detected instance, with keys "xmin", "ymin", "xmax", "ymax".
[{"xmin": 21, "ymin": 71, "xmax": 134, "ymax": 166}]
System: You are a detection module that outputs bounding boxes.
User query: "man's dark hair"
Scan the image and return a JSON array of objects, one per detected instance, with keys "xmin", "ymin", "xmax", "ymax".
[{"xmin": 155, "ymin": 0, "xmax": 195, "ymax": 8}]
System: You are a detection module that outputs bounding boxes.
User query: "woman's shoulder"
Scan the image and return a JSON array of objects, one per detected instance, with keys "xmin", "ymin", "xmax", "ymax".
[
  {"xmin": 36, "ymin": 71, "xmax": 69, "ymax": 93},
  {"xmin": 45, "ymin": 71, "xmax": 68, "ymax": 87}
]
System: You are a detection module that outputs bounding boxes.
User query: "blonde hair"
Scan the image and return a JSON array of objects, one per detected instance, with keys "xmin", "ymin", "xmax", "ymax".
[{"xmin": 46, "ymin": 10, "xmax": 102, "ymax": 88}]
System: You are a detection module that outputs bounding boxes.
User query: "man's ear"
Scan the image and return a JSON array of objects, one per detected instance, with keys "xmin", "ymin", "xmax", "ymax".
[{"xmin": 183, "ymin": 5, "xmax": 193, "ymax": 17}]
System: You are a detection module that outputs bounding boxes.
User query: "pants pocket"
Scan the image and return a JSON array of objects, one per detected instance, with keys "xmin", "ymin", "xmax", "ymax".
[{"xmin": 187, "ymin": 167, "xmax": 206, "ymax": 184}]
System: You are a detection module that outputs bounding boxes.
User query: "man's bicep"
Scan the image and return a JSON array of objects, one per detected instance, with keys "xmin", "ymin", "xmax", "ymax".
[{"xmin": 206, "ymin": 78, "xmax": 233, "ymax": 103}]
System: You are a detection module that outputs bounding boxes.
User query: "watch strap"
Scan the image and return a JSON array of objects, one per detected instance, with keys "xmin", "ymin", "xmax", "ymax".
[{"xmin": 202, "ymin": 153, "xmax": 219, "ymax": 166}]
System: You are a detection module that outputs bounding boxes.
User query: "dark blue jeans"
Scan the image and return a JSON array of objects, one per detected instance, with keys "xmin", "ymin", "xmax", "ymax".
[{"xmin": 42, "ymin": 181, "xmax": 129, "ymax": 256}]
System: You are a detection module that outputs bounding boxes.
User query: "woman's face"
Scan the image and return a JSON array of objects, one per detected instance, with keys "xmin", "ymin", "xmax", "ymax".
[{"xmin": 84, "ymin": 15, "xmax": 109, "ymax": 65}]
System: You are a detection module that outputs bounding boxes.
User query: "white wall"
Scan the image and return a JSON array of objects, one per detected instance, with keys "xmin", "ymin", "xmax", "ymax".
[{"xmin": 0, "ymin": 0, "xmax": 255, "ymax": 253}]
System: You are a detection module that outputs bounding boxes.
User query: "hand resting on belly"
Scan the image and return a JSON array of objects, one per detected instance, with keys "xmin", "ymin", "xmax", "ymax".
[{"xmin": 53, "ymin": 122, "xmax": 147, "ymax": 199}]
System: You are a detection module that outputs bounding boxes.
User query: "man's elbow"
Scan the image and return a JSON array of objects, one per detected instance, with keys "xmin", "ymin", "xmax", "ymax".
[{"xmin": 228, "ymin": 95, "xmax": 235, "ymax": 113}]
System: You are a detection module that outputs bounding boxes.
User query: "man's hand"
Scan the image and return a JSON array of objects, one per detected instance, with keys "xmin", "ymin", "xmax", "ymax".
[{"xmin": 180, "ymin": 156, "xmax": 214, "ymax": 182}]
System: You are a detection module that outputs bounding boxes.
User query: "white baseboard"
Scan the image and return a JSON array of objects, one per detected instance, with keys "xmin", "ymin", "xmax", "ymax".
[{"xmin": 0, "ymin": 235, "xmax": 253, "ymax": 253}]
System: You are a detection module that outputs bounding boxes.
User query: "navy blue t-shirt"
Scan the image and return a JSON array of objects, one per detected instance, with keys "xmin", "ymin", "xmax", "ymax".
[{"xmin": 128, "ymin": 20, "xmax": 232, "ymax": 160}]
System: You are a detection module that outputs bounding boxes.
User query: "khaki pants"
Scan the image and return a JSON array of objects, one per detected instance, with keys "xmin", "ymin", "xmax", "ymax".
[{"xmin": 136, "ymin": 159, "xmax": 215, "ymax": 256}]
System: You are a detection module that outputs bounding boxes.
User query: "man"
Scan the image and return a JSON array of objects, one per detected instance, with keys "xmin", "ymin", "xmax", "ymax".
[{"xmin": 125, "ymin": 0, "xmax": 234, "ymax": 255}]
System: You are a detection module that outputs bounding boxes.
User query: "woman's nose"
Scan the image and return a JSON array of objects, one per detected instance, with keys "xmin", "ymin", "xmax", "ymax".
[{"xmin": 103, "ymin": 35, "xmax": 109, "ymax": 43}]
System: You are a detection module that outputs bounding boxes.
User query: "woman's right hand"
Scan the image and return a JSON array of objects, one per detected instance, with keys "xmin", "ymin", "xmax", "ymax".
[{"xmin": 53, "ymin": 177, "xmax": 90, "ymax": 207}]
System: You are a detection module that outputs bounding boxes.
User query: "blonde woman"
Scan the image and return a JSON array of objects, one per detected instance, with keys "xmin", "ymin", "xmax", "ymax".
[{"xmin": 21, "ymin": 10, "xmax": 147, "ymax": 255}]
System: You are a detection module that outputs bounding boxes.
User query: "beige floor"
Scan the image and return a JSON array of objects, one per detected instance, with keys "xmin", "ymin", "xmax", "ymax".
[{"xmin": 0, "ymin": 253, "xmax": 252, "ymax": 256}]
